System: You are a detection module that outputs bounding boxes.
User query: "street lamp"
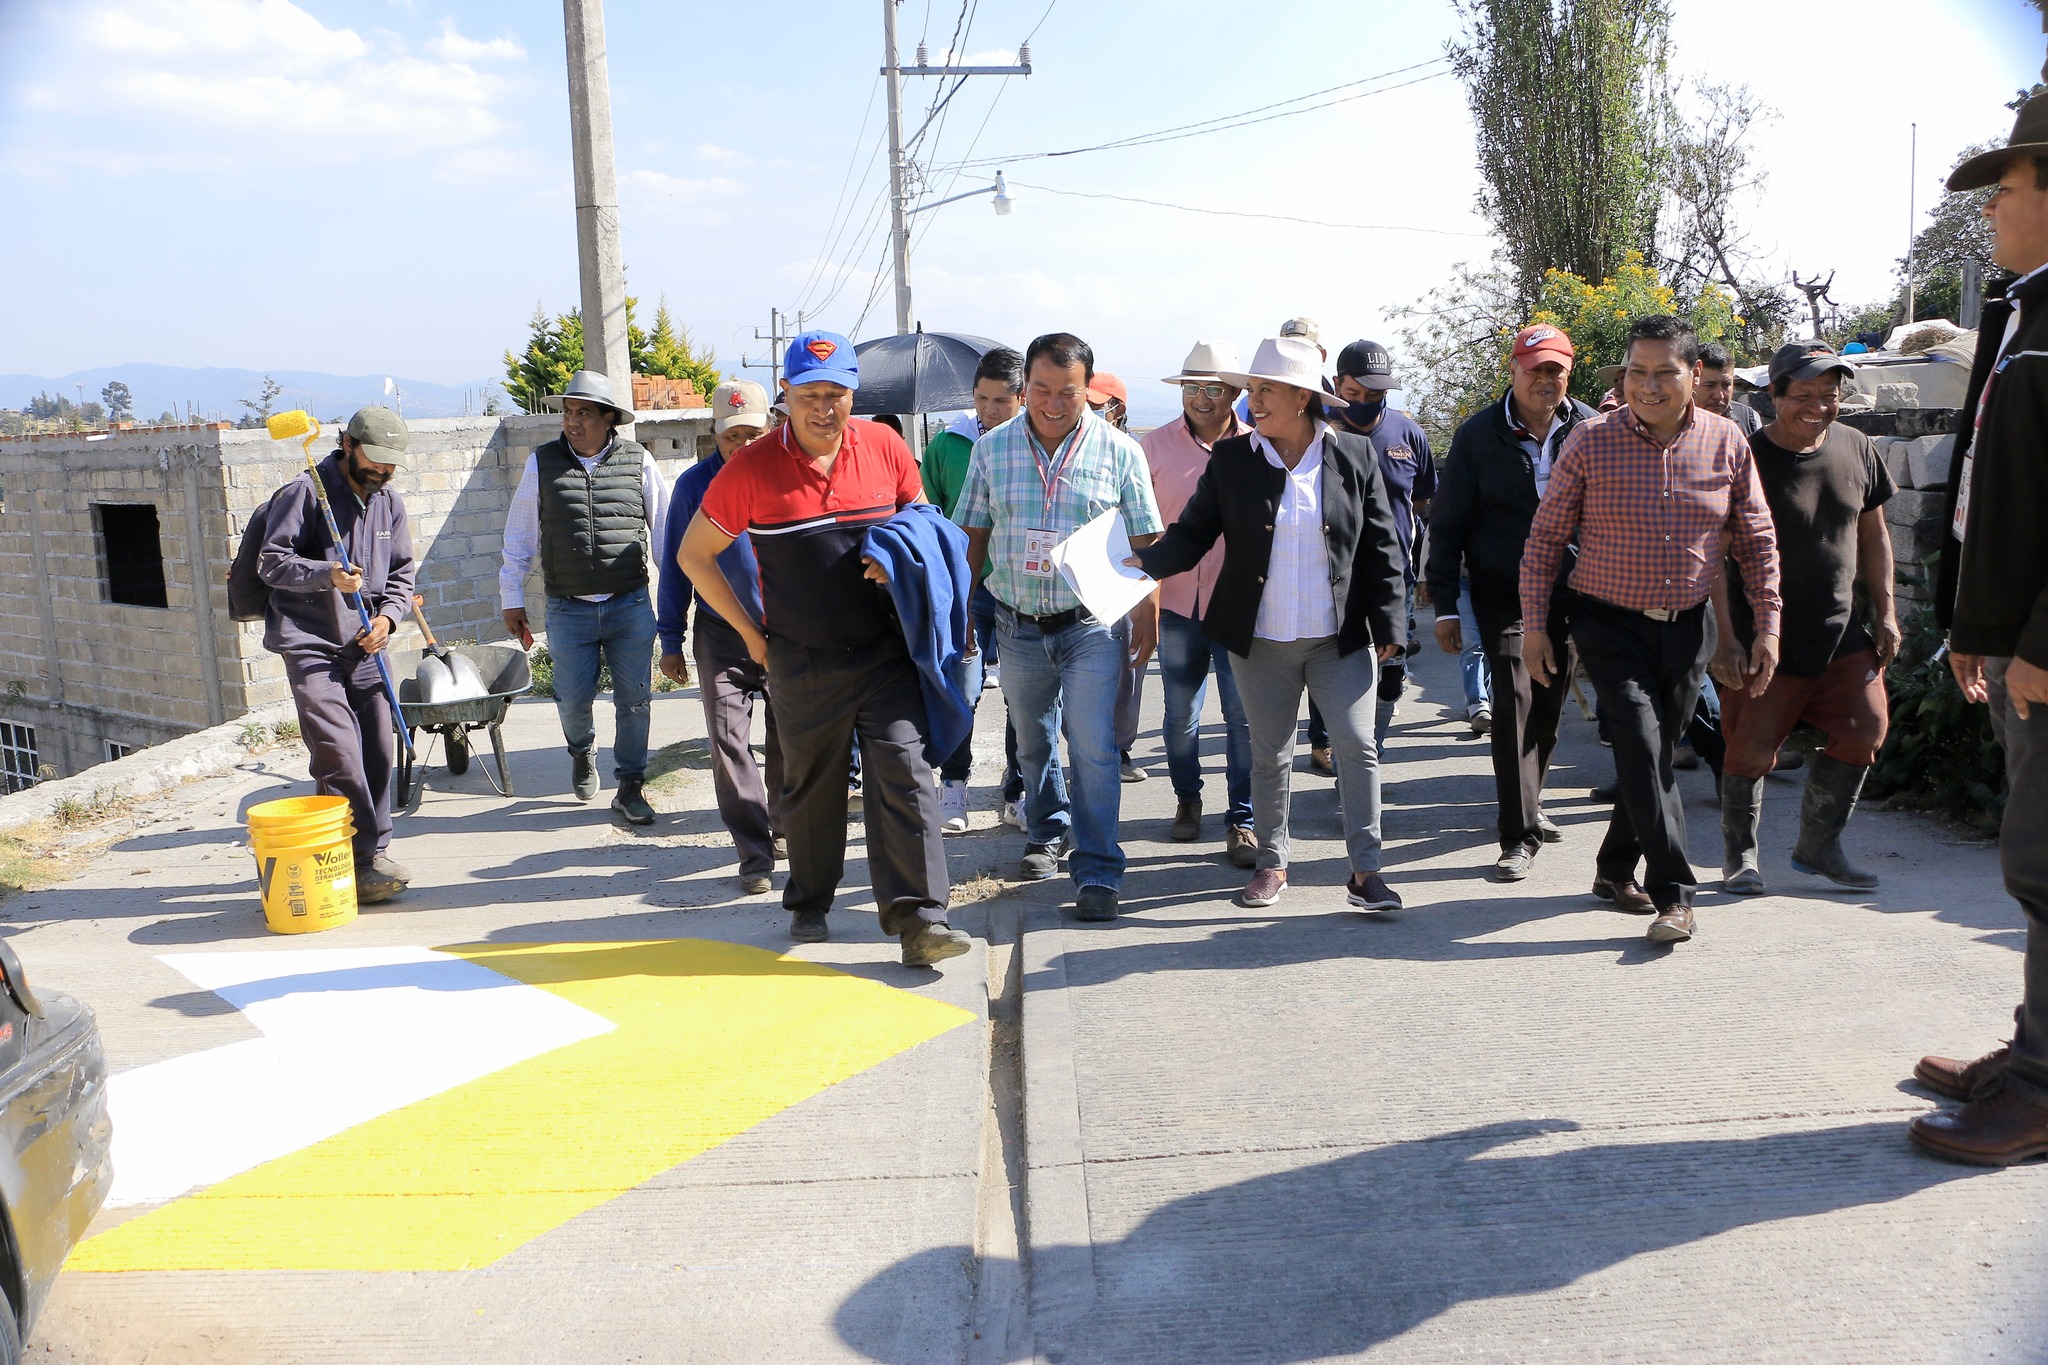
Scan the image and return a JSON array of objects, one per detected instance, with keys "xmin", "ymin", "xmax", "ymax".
[{"xmin": 906, "ymin": 169, "xmax": 1016, "ymax": 219}]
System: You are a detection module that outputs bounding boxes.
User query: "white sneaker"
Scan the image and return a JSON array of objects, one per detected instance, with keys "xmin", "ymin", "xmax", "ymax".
[
  {"xmin": 1001, "ymin": 798, "xmax": 1026, "ymax": 829},
  {"xmin": 983, "ymin": 664, "xmax": 1001, "ymax": 691},
  {"xmin": 1469, "ymin": 705, "xmax": 1493, "ymax": 737},
  {"xmin": 939, "ymin": 780, "xmax": 970, "ymax": 834}
]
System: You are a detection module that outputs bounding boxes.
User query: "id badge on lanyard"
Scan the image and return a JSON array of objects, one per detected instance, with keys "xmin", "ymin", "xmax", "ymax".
[{"xmin": 1023, "ymin": 424, "xmax": 1083, "ymax": 580}]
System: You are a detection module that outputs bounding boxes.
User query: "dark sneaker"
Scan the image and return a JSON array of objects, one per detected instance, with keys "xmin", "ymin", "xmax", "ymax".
[
  {"xmin": 1590, "ymin": 780, "xmax": 1619, "ymax": 804},
  {"xmin": 355, "ymin": 865, "xmax": 405, "ymax": 905},
  {"xmin": 1075, "ymin": 885, "xmax": 1119, "ymax": 921},
  {"xmin": 571, "ymin": 751, "xmax": 599, "ymax": 802},
  {"xmin": 370, "ymin": 852, "xmax": 413, "ymax": 885},
  {"xmin": 1019, "ymin": 837, "xmax": 1069, "ymax": 881},
  {"xmin": 902, "ymin": 921, "xmax": 973, "ymax": 966},
  {"xmin": 611, "ymin": 779, "xmax": 656, "ymax": 826},
  {"xmin": 1536, "ymin": 813, "xmax": 1562, "ymax": 843},
  {"xmin": 1346, "ymin": 872, "xmax": 1402, "ymax": 912},
  {"xmin": 1493, "ymin": 842, "xmax": 1538, "ymax": 882},
  {"xmin": 790, "ymin": 909, "xmax": 829, "ymax": 943}
]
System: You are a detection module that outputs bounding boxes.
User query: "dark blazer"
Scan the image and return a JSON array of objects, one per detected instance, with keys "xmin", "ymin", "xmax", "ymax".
[
  {"xmin": 1424, "ymin": 390, "xmax": 1597, "ymax": 614},
  {"xmin": 1940, "ymin": 266, "xmax": 2048, "ymax": 663},
  {"xmin": 1134, "ymin": 428, "xmax": 1406, "ymax": 659},
  {"xmin": 1936, "ymin": 273, "xmax": 2018, "ymax": 633}
]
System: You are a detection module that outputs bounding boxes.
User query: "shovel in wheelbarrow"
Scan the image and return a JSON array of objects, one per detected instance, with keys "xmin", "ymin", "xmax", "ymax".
[{"xmin": 409, "ymin": 595, "xmax": 491, "ymax": 704}]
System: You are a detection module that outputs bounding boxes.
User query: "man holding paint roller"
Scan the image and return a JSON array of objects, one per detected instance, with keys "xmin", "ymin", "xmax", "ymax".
[
  {"xmin": 257, "ymin": 405, "xmax": 418, "ymax": 904},
  {"xmin": 499, "ymin": 370, "xmax": 669, "ymax": 825}
]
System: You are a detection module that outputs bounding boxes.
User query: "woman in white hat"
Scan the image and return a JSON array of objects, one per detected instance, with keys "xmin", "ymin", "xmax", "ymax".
[{"xmin": 1132, "ymin": 337, "xmax": 1410, "ymax": 910}]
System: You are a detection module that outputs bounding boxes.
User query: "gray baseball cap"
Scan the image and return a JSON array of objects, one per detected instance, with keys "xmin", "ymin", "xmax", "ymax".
[{"xmin": 345, "ymin": 405, "xmax": 411, "ymax": 468}]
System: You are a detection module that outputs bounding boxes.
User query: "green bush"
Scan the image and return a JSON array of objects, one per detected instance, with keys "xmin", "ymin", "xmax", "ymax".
[
  {"xmin": 524, "ymin": 644, "xmax": 676, "ymax": 699},
  {"xmin": 1866, "ymin": 609, "xmax": 2005, "ymax": 829}
]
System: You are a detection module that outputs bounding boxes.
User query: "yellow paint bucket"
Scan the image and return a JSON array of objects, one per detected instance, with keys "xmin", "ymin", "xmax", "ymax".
[{"xmin": 246, "ymin": 796, "xmax": 358, "ymax": 935}]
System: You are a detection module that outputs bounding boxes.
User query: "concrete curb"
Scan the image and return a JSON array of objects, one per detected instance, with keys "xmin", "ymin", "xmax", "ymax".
[
  {"xmin": 0, "ymin": 701, "xmax": 294, "ymax": 835},
  {"xmin": 1019, "ymin": 903, "xmax": 1096, "ymax": 1343}
]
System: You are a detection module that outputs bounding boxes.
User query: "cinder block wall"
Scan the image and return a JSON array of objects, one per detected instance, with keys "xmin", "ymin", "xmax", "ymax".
[{"xmin": 0, "ymin": 409, "xmax": 713, "ymax": 782}]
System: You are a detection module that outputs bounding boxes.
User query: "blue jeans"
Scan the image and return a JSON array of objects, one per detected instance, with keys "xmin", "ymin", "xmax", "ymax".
[
  {"xmin": 997, "ymin": 607, "xmax": 1125, "ymax": 890},
  {"xmin": 964, "ymin": 582, "xmax": 1024, "ymax": 799},
  {"xmin": 546, "ymin": 587, "xmax": 657, "ymax": 781},
  {"xmin": 1157, "ymin": 610, "xmax": 1252, "ymax": 827},
  {"xmin": 1457, "ymin": 580, "xmax": 1491, "ymax": 713}
]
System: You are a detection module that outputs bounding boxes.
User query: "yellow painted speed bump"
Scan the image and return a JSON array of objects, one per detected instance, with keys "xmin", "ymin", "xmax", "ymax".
[{"xmin": 72, "ymin": 939, "xmax": 974, "ymax": 1272}]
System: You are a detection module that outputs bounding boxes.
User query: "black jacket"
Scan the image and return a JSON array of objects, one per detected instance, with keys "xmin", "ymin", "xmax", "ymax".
[
  {"xmin": 1425, "ymin": 390, "xmax": 1597, "ymax": 612},
  {"xmin": 1936, "ymin": 273, "xmax": 2025, "ymax": 647},
  {"xmin": 1134, "ymin": 428, "xmax": 1406, "ymax": 659}
]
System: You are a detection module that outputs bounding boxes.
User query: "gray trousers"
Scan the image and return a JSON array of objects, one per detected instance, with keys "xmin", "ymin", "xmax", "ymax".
[
  {"xmin": 693, "ymin": 612, "xmax": 784, "ymax": 877},
  {"xmin": 1987, "ymin": 658, "xmax": 2048, "ymax": 1104},
  {"xmin": 1114, "ymin": 614, "xmax": 1142, "ymax": 754},
  {"xmin": 280, "ymin": 648, "xmax": 394, "ymax": 867},
  {"xmin": 1232, "ymin": 636, "xmax": 1384, "ymax": 874}
]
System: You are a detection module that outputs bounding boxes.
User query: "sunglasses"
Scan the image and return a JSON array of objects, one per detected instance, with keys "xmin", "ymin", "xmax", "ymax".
[{"xmin": 1180, "ymin": 382, "xmax": 1231, "ymax": 398}]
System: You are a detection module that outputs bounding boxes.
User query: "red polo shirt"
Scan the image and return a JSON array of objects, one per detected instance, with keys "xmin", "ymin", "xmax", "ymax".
[{"xmin": 699, "ymin": 418, "xmax": 923, "ymax": 648}]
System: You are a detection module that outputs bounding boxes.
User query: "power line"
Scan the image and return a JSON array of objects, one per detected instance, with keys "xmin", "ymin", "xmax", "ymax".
[
  {"xmin": 942, "ymin": 57, "xmax": 1451, "ymax": 169},
  {"xmin": 790, "ymin": 74, "xmax": 885, "ymax": 313},
  {"xmin": 1007, "ymin": 180, "xmax": 1491, "ymax": 237},
  {"xmin": 1020, "ymin": 0, "xmax": 1058, "ymax": 44}
]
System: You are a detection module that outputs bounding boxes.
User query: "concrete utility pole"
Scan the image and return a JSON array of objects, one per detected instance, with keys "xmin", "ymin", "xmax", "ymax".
[
  {"xmin": 564, "ymin": 0, "xmax": 630, "ymax": 389},
  {"xmin": 1904, "ymin": 122, "xmax": 1918, "ymax": 326},
  {"xmin": 742, "ymin": 308, "xmax": 809, "ymax": 389},
  {"xmin": 880, "ymin": 0, "xmax": 1031, "ymax": 336}
]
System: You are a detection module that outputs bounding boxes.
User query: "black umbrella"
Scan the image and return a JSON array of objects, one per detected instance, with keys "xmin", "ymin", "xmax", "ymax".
[{"xmin": 850, "ymin": 329, "xmax": 1008, "ymax": 415}]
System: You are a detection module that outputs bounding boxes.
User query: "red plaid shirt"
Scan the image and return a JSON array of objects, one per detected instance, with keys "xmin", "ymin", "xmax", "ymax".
[{"xmin": 1520, "ymin": 406, "xmax": 1781, "ymax": 636}]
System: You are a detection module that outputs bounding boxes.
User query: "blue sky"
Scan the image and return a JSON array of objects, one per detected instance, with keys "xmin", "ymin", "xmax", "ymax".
[{"xmin": 0, "ymin": 0, "xmax": 2038, "ymax": 397}]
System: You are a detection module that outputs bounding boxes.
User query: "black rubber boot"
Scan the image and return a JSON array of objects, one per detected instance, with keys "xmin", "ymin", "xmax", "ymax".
[
  {"xmin": 1721, "ymin": 772, "xmax": 1766, "ymax": 894},
  {"xmin": 1789, "ymin": 755, "xmax": 1879, "ymax": 889}
]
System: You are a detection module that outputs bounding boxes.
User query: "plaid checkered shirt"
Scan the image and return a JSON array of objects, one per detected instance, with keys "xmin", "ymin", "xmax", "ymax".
[
  {"xmin": 955, "ymin": 408, "xmax": 1163, "ymax": 616},
  {"xmin": 1520, "ymin": 406, "xmax": 1781, "ymax": 636}
]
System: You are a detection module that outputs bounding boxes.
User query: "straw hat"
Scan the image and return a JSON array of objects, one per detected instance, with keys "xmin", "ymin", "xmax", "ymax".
[
  {"xmin": 1161, "ymin": 341, "xmax": 1243, "ymax": 385},
  {"xmin": 1218, "ymin": 337, "xmax": 1334, "ymax": 397}
]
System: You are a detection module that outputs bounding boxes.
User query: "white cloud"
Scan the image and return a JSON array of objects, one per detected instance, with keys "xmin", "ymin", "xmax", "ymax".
[
  {"xmin": 92, "ymin": 0, "xmax": 367, "ymax": 68},
  {"xmin": 425, "ymin": 18, "xmax": 525, "ymax": 63},
  {"xmin": 622, "ymin": 169, "xmax": 744, "ymax": 203},
  {"xmin": 693, "ymin": 142, "xmax": 748, "ymax": 166},
  {"xmin": 62, "ymin": 0, "xmax": 520, "ymax": 152}
]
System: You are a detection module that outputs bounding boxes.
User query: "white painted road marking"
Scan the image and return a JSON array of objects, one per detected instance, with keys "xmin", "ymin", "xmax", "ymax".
[{"xmin": 106, "ymin": 946, "xmax": 614, "ymax": 1207}]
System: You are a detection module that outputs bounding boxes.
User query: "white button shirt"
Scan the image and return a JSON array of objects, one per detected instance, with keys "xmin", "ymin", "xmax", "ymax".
[{"xmin": 1251, "ymin": 424, "xmax": 1341, "ymax": 643}]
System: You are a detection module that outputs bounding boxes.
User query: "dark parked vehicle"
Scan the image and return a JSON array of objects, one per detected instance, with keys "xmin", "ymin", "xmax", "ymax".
[{"xmin": 0, "ymin": 939, "xmax": 111, "ymax": 1361}]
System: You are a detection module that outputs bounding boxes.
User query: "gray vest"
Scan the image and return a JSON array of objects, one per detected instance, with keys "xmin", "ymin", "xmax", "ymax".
[{"xmin": 536, "ymin": 436, "xmax": 650, "ymax": 598}]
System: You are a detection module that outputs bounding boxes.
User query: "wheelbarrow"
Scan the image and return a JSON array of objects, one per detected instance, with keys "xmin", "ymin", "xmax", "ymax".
[{"xmin": 383, "ymin": 643, "xmax": 533, "ymax": 806}]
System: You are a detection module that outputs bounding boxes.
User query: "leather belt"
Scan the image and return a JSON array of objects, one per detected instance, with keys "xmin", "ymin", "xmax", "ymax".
[
  {"xmin": 1586, "ymin": 594, "xmax": 1684, "ymax": 623},
  {"xmin": 1010, "ymin": 605, "xmax": 1092, "ymax": 632}
]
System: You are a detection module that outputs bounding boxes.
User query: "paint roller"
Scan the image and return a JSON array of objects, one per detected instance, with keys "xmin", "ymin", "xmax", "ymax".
[{"xmin": 265, "ymin": 410, "xmax": 413, "ymax": 755}]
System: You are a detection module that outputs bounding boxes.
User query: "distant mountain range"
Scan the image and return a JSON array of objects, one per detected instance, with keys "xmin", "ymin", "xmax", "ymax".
[{"xmin": 1, "ymin": 364, "xmax": 505, "ymax": 422}]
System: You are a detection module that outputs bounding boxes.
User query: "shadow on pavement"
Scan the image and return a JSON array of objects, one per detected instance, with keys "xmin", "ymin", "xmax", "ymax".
[{"xmin": 835, "ymin": 1117, "xmax": 1975, "ymax": 1363}]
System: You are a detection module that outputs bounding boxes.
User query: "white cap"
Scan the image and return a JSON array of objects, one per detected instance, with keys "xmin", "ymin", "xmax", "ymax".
[{"xmin": 709, "ymin": 379, "xmax": 770, "ymax": 434}]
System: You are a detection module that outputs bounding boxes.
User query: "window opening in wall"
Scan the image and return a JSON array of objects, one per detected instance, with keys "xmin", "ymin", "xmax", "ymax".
[
  {"xmin": 93, "ymin": 502, "xmax": 169, "ymax": 608},
  {"xmin": 104, "ymin": 740, "xmax": 137, "ymax": 763},
  {"xmin": 0, "ymin": 723, "xmax": 37, "ymax": 794}
]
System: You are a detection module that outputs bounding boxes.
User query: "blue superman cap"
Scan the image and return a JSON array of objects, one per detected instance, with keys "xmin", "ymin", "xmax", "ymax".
[{"xmin": 784, "ymin": 330, "xmax": 860, "ymax": 390}]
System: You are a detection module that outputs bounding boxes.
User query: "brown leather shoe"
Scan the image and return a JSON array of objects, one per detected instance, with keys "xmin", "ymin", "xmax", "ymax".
[
  {"xmin": 1646, "ymin": 903, "xmax": 1695, "ymax": 944},
  {"xmin": 1909, "ymin": 1085, "xmax": 2048, "ymax": 1166},
  {"xmin": 1915, "ymin": 1045, "xmax": 2011, "ymax": 1102},
  {"xmin": 1591, "ymin": 876, "xmax": 1656, "ymax": 914},
  {"xmin": 1226, "ymin": 824, "xmax": 1259, "ymax": 869},
  {"xmin": 1238, "ymin": 868, "xmax": 1287, "ymax": 908},
  {"xmin": 1169, "ymin": 799, "xmax": 1201, "ymax": 842}
]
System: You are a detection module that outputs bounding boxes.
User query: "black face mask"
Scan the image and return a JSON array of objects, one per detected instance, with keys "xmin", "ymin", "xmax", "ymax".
[{"xmin": 1341, "ymin": 396, "xmax": 1387, "ymax": 430}]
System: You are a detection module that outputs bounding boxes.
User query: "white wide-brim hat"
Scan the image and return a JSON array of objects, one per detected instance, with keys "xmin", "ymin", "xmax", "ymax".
[
  {"xmin": 1161, "ymin": 340, "xmax": 1244, "ymax": 385},
  {"xmin": 1218, "ymin": 337, "xmax": 1335, "ymax": 397}
]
